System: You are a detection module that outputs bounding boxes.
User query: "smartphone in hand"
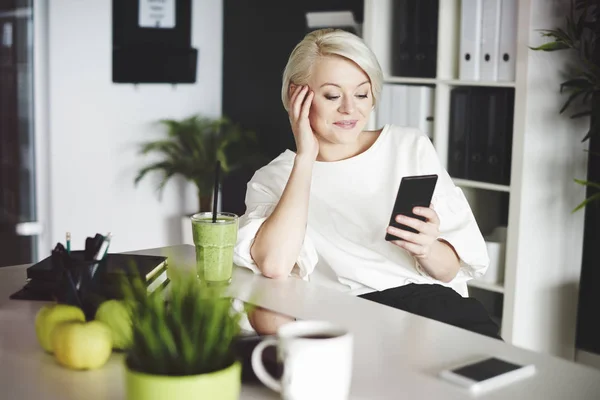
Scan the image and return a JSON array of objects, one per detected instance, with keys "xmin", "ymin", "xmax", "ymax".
[{"xmin": 385, "ymin": 174, "xmax": 438, "ymax": 241}]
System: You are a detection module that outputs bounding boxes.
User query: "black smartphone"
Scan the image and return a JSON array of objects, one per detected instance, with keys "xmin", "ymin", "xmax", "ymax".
[
  {"xmin": 439, "ymin": 357, "xmax": 536, "ymax": 393},
  {"xmin": 385, "ymin": 174, "xmax": 438, "ymax": 241}
]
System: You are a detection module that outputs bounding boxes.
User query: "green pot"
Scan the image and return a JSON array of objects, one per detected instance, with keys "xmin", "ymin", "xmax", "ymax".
[{"xmin": 125, "ymin": 361, "xmax": 242, "ymax": 400}]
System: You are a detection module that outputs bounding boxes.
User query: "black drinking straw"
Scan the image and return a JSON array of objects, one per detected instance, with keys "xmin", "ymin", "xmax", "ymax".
[{"xmin": 212, "ymin": 161, "xmax": 220, "ymax": 223}]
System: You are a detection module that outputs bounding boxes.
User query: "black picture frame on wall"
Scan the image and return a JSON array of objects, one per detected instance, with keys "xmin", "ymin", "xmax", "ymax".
[{"xmin": 112, "ymin": 0, "xmax": 198, "ymax": 84}]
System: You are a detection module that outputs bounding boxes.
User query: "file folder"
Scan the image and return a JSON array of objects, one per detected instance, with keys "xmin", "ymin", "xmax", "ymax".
[
  {"xmin": 391, "ymin": 85, "xmax": 409, "ymax": 127},
  {"xmin": 448, "ymin": 87, "xmax": 514, "ymax": 184},
  {"xmin": 377, "ymin": 84, "xmax": 393, "ymax": 126},
  {"xmin": 422, "ymin": 86, "xmax": 435, "ymax": 138},
  {"xmin": 391, "ymin": 0, "xmax": 438, "ymax": 78},
  {"xmin": 448, "ymin": 88, "xmax": 470, "ymax": 179},
  {"xmin": 485, "ymin": 89, "xmax": 514, "ymax": 184},
  {"xmin": 480, "ymin": 0, "xmax": 501, "ymax": 81},
  {"xmin": 468, "ymin": 88, "xmax": 491, "ymax": 181},
  {"xmin": 459, "ymin": 0, "xmax": 482, "ymax": 81},
  {"xmin": 497, "ymin": 0, "xmax": 518, "ymax": 81},
  {"xmin": 413, "ymin": 0, "xmax": 439, "ymax": 78},
  {"xmin": 391, "ymin": 0, "xmax": 413, "ymax": 76},
  {"xmin": 407, "ymin": 86, "xmax": 435, "ymax": 138}
]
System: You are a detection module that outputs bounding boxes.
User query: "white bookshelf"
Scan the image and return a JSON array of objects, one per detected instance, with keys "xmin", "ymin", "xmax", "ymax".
[
  {"xmin": 444, "ymin": 79, "xmax": 516, "ymax": 88},
  {"xmin": 452, "ymin": 178, "xmax": 511, "ymax": 193},
  {"xmin": 364, "ymin": 0, "xmax": 588, "ymax": 359},
  {"xmin": 384, "ymin": 76, "xmax": 437, "ymax": 85},
  {"xmin": 385, "ymin": 76, "xmax": 516, "ymax": 88}
]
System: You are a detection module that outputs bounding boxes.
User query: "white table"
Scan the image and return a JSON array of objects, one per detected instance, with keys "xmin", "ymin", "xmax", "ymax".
[{"xmin": 1, "ymin": 245, "xmax": 600, "ymax": 400}]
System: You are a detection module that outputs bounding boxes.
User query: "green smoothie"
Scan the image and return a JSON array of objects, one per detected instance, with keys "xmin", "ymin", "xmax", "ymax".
[{"xmin": 191, "ymin": 212, "xmax": 239, "ymax": 285}]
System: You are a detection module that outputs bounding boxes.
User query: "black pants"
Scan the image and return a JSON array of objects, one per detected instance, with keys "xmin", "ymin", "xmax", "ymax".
[{"xmin": 359, "ymin": 284, "xmax": 503, "ymax": 340}]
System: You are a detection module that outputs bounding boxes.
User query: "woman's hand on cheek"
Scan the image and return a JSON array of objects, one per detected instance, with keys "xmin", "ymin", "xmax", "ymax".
[
  {"xmin": 289, "ymin": 84, "xmax": 319, "ymax": 160},
  {"xmin": 386, "ymin": 205, "xmax": 441, "ymax": 260}
]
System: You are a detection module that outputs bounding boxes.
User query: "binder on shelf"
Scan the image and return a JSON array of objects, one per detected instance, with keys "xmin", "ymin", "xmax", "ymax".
[
  {"xmin": 376, "ymin": 84, "xmax": 393, "ymax": 127},
  {"xmin": 448, "ymin": 87, "xmax": 515, "ymax": 185},
  {"xmin": 479, "ymin": 0, "xmax": 501, "ymax": 81},
  {"xmin": 413, "ymin": 0, "xmax": 439, "ymax": 78},
  {"xmin": 459, "ymin": 0, "xmax": 482, "ymax": 81},
  {"xmin": 448, "ymin": 87, "xmax": 470, "ymax": 180},
  {"xmin": 485, "ymin": 89, "xmax": 514, "ymax": 184},
  {"xmin": 423, "ymin": 86, "xmax": 435, "ymax": 138},
  {"xmin": 377, "ymin": 84, "xmax": 434, "ymax": 137},
  {"xmin": 497, "ymin": 0, "xmax": 518, "ymax": 81},
  {"xmin": 391, "ymin": 85, "xmax": 409, "ymax": 127},
  {"xmin": 391, "ymin": 0, "xmax": 412, "ymax": 76},
  {"xmin": 468, "ymin": 88, "xmax": 493, "ymax": 182},
  {"xmin": 407, "ymin": 86, "xmax": 435, "ymax": 138},
  {"xmin": 391, "ymin": 0, "xmax": 439, "ymax": 78}
]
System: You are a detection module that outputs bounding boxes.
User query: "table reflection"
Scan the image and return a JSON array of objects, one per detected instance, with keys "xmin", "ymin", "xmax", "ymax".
[
  {"xmin": 234, "ymin": 301, "xmax": 294, "ymax": 383},
  {"xmin": 246, "ymin": 304, "xmax": 296, "ymax": 336}
]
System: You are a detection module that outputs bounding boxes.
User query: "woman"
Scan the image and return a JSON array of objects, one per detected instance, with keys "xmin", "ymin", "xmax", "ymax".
[{"xmin": 234, "ymin": 29, "xmax": 500, "ymax": 340}]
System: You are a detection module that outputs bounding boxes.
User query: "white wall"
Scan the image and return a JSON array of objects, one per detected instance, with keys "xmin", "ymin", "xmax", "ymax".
[
  {"xmin": 502, "ymin": 0, "xmax": 588, "ymax": 358},
  {"xmin": 39, "ymin": 0, "xmax": 222, "ymax": 255}
]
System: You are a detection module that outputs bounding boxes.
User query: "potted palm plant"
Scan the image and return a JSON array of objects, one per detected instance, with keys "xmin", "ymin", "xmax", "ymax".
[
  {"xmin": 121, "ymin": 270, "xmax": 244, "ymax": 400},
  {"xmin": 134, "ymin": 114, "xmax": 266, "ymax": 212},
  {"xmin": 531, "ymin": 0, "xmax": 600, "ymax": 211}
]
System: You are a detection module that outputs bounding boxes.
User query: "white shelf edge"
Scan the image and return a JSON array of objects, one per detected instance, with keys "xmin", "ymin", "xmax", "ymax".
[
  {"xmin": 383, "ymin": 77, "xmax": 516, "ymax": 88},
  {"xmin": 452, "ymin": 178, "xmax": 511, "ymax": 193},
  {"xmin": 443, "ymin": 79, "xmax": 516, "ymax": 88},
  {"xmin": 467, "ymin": 279, "xmax": 505, "ymax": 294},
  {"xmin": 384, "ymin": 76, "xmax": 437, "ymax": 85}
]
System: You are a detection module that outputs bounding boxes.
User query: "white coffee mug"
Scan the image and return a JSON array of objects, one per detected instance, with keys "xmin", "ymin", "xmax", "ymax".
[{"xmin": 251, "ymin": 320, "xmax": 353, "ymax": 400}]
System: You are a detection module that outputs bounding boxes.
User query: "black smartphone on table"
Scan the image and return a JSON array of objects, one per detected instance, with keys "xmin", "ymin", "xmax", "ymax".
[
  {"xmin": 439, "ymin": 357, "xmax": 536, "ymax": 394},
  {"xmin": 385, "ymin": 174, "xmax": 438, "ymax": 241}
]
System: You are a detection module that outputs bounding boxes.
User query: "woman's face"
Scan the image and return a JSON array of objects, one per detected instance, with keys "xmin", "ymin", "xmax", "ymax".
[{"xmin": 306, "ymin": 56, "xmax": 374, "ymax": 145}]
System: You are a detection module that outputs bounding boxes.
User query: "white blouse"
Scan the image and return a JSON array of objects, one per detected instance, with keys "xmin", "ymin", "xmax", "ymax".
[{"xmin": 233, "ymin": 125, "xmax": 489, "ymax": 297}]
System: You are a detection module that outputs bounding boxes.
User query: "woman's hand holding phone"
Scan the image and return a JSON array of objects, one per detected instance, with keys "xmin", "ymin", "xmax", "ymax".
[
  {"xmin": 289, "ymin": 85, "xmax": 319, "ymax": 161},
  {"xmin": 387, "ymin": 205, "xmax": 441, "ymax": 260}
]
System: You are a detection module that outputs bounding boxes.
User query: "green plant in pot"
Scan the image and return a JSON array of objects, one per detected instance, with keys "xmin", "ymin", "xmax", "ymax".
[
  {"xmin": 531, "ymin": 0, "xmax": 600, "ymax": 211},
  {"xmin": 120, "ymin": 270, "xmax": 245, "ymax": 400},
  {"xmin": 134, "ymin": 115, "xmax": 266, "ymax": 213}
]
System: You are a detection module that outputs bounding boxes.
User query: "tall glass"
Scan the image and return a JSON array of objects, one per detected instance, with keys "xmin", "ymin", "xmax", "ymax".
[{"xmin": 191, "ymin": 212, "xmax": 238, "ymax": 285}]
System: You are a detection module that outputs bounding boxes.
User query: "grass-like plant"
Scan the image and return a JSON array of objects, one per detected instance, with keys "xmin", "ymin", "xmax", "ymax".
[
  {"xmin": 121, "ymin": 271, "xmax": 244, "ymax": 376},
  {"xmin": 134, "ymin": 115, "xmax": 267, "ymax": 212},
  {"xmin": 531, "ymin": 0, "xmax": 600, "ymax": 211}
]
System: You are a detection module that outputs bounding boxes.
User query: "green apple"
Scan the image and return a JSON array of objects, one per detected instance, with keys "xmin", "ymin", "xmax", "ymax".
[
  {"xmin": 94, "ymin": 299, "xmax": 133, "ymax": 350},
  {"xmin": 35, "ymin": 304, "xmax": 86, "ymax": 353},
  {"xmin": 51, "ymin": 320, "xmax": 113, "ymax": 370}
]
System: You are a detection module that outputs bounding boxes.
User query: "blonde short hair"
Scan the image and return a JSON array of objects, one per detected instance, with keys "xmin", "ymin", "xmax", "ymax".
[{"xmin": 281, "ymin": 28, "xmax": 383, "ymax": 112}]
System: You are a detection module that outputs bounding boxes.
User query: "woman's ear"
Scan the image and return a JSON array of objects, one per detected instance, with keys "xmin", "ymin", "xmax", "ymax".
[{"xmin": 289, "ymin": 83, "xmax": 297, "ymax": 95}]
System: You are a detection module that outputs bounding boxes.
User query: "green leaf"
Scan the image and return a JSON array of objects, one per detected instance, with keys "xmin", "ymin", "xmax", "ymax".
[
  {"xmin": 581, "ymin": 58, "xmax": 600, "ymax": 79},
  {"xmin": 540, "ymin": 27, "xmax": 573, "ymax": 45},
  {"xmin": 560, "ymin": 90, "xmax": 586, "ymax": 114},
  {"xmin": 572, "ymin": 192, "xmax": 600, "ymax": 213},
  {"xmin": 570, "ymin": 110, "xmax": 592, "ymax": 118},
  {"xmin": 561, "ymin": 78, "xmax": 592, "ymax": 92},
  {"xmin": 584, "ymin": 149, "xmax": 600, "ymax": 157},
  {"xmin": 582, "ymin": 121, "xmax": 599, "ymax": 141},
  {"xmin": 574, "ymin": 178, "xmax": 600, "ymax": 189},
  {"xmin": 530, "ymin": 41, "xmax": 571, "ymax": 51}
]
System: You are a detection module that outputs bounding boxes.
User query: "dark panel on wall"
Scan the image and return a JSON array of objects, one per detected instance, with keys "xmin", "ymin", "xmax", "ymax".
[
  {"xmin": 112, "ymin": 0, "xmax": 197, "ymax": 83},
  {"xmin": 575, "ymin": 6, "xmax": 600, "ymax": 356},
  {"xmin": 576, "ymin": 132, "xmax": 600, "ymax": 354},
  {"xmin": 222, "ymin": 0, "xmax": 363, "ymax": 215}
]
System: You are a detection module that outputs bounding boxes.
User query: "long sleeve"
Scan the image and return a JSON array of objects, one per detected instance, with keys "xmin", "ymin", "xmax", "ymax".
[
  {"xmin": 233, "ymin": 162, "xmax": 319, "ymax": 279},
  {"xmin": 416, "ymin": 136, "xmax": 490, "ymax": 283}
]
